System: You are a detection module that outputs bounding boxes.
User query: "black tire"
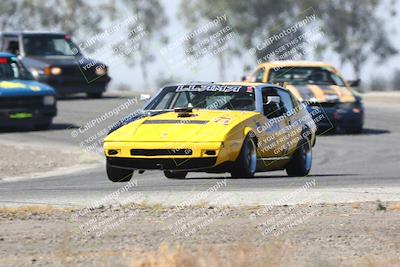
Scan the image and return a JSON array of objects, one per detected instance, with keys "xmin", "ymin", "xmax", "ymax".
[
  {"xmin": 164, "ymin": 170, "xmax": 187, "ymax": 179},
  {"xmin": 346, "ymin": 126, "xmax": 363, "ymax": 134},
  {"xmin": 286, "ymin": 138, "xmax": 312, "ymax": 177},
  {"xmin": 106, "ymin": 162, "xmax": 133, "ymax": 182},
  {"xmin": 34, "ymin": 121, "xmax": 52, "ymax": 130},
  {"xmin": 87, "ymin": 92, "xmax": 103, "ymax": 99},
  {"xmin": 230, "ymin": 135, "xmax": 257, "ymax": 178}
]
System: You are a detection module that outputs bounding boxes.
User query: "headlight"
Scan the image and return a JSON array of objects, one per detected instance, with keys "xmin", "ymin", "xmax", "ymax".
[
  {"xmin": 30, "ymin": 68, "xmax": 44, "ymax": 78},
  {"xmin": 44, "ymin": 67, "xmax": 62, "ymax": 76},
  {"xmin": 95, "ymin": 66, "xmax": 107, "ymax": 76},
  {"xmin": 43, "ymin": 95, "xmax": 55, "ymax": 106},
  {"xmin": 51, "ymin": 67, "xmax": 62, "ymax": 75}
]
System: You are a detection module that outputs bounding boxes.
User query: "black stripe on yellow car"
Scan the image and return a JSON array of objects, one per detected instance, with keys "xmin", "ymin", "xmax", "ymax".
[
  {"xmin": 330, "ymin": 85, "xmax": 356, "ymax": 102},
  {"xmin": 307, "ymin": 85, "xmax": 327, "ymax": 102},
  {"xmin": 292, "ymin": 85, "xmax": 316, "ymax": 101}
]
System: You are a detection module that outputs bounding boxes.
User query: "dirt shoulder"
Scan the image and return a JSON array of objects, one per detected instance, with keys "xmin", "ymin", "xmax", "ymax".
[
  {"xmin": 0, "ymin": 141, "xmax": 101, "ymax": 181},
  {"xmin": 0, "ymin": 201, "xmax": 399, "ymax": 267}
]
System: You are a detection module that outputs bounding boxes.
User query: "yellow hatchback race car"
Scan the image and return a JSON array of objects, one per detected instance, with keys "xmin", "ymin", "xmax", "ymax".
[
  {"xmin": 246, "ymin": 61, "xmax": 364, "ymax": 133},
  {"xmin": 104, "ymin": 82, "xmax": 317, "ymax": 181}
]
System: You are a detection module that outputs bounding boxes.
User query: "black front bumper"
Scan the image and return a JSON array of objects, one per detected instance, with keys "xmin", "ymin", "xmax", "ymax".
[
  {"xmin": 307, "ymin": 104, "xmax": 364, "ymax": 132},
  {"xmin": 0, "ymin": 106, "xmax": 57, "ymax": 128},
  {"xmin": 39, "ymin": 75, "xmax": 111, "ymax": 96},
  {"xmin": 107, "ymin": 157, "xmax": 218, "ymax": 171}
]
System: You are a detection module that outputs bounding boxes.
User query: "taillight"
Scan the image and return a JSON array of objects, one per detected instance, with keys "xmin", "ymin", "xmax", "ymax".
[
  {"xmin": 0, "ymin": 58, "xmax": 9, "ymax": 64},
  {"xmin": 334, "ymin": 112, "xmax": 341, "ymax": 121}
]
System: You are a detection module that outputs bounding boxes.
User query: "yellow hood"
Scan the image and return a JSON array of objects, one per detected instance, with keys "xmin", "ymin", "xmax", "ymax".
[{"xmin": 105, "ymin": 109, "xmax": 258, "ymax": 142}]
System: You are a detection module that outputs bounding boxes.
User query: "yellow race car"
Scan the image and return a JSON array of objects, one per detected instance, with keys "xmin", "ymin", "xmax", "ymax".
[
  {"xmin": 245, "ymin": 61, "xmax": 364, "ymax": 133},
  {"xmin": 104, "ymin": 82, "xmax": 317, "ymax": 181}
]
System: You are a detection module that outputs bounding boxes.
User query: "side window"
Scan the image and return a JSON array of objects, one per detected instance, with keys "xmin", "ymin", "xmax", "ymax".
[
  {"xmin": 276, "ymin": 89, "xmax": 295, "ymax": 114},
  {"xmin": 5, "ymin": 40, "xmax": 20, "ymax": 54},
  {"xmin": 261, "ymin": 87, "xmax": 284, "ymax": 119},
  {"xmin": 252, "ymin": 68, "xmax": 265, "ymax": 83},
  {"xmin": 329, "ymin": 72, "xmax": 345, "ymax": 86}
]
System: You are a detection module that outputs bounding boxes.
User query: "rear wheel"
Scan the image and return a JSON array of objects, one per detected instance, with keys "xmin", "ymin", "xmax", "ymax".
[
  {"xmin": 106, "ymin": 162, "xmax": 133, "ymax": 182},
  {"xmin": 164, "ymin": 170, "xmax": 187, "ymax": 179},
  {"xmin": 346, "ymin": 126, "xmax": 363, "ymax": 134},
  {"xmin": 230, "ymin": 135, "xmax": 257, "ymax": 178},
  {"xmin": 286, "ymin": 138, "xmax": 312, "ymax": 177}
]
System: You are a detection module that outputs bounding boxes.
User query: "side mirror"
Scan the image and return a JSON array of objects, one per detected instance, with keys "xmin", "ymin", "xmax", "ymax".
[
  {"xmin": 241, "ymin": 75, "xmax": 247, "ymax": 82},
  {"xmin": 140, "ymin": 94, "xmax": 151, "ymax": 101},
  {"xmin": 348, "ymin": 79, "xmax": 361, "ymax": 87}
]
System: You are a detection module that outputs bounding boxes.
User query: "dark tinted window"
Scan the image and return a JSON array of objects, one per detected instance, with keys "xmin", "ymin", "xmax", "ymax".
[
  {"xmin": 261, "ymin": 87, "xmax": 284, "ymax": 118},
  {"xmin": 6, "ymin": 40, "xmax": 19, "ymax": 54},
  {"xmin": 23, "ymin": 35, "xmax": 78, "ymax": 56},
  {"xmin": 0, "ymin": 57, "xmax": 33, "ymax": 80},
  {"xmin": 277, "ymin": 89, "xmax": 295, "ymax": 113},
  {"xmin": 251, "ymin": 68, "xmax": 265, "ymax": 83},
  {"xmin": 145, "ymin": 85, "xmax": 256, "ymax": 111},
  {"xmin": 268, "ymin": 67, "xmax": 345, "ymax": 86}
]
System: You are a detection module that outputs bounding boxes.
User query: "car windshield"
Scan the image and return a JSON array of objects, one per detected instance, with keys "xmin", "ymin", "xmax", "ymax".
[
  {"xmin": 268, "ymin": 67, "xmax": 345, "ymax": 86},
  {"xmin": 144, "ymin": 85, "xmax": 256, "ymax": 111},
  {"xmin": 0, "ymin": 57, "xmax": 33, "ymax": 80},
  {"xmin": 23, "ymin": 35, "xmax": 78, "ymax": 56}
]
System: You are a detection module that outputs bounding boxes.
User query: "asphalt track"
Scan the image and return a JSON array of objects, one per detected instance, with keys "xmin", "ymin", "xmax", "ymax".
[{"xmin": 0, "ymin": 94, "xmax": 399, "ymax": 206}]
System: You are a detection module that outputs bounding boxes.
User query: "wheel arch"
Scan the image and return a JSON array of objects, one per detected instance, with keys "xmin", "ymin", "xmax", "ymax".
[
  {"xmin": 290, "ymin": 125, "xmax": 313, "ymax": 161},
  {"xmin": 243, "ymin": 127, "xmax": 258, "ymax": 147}
]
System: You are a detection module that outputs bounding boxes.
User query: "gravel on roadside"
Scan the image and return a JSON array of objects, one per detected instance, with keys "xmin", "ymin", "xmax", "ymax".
[{"xmin": 0, "ymin": 201, "xmax": 399, "ymax": 267}]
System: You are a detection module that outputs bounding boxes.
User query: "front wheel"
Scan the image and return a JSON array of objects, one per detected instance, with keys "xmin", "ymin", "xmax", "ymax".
[
  {"xmin": 34, "ymin": 121, "xmax": 52, "ymax": 130},
  {"xmin": 230, "ymin": 135, "xmax": 257, "ymax": 178},
  {"xmin": 285, "ymin": 138, "xmax": 312, "ymax": 177},
  {"xmin": 106, "ymin": 162, "xmax": 133, "ymax": 182},
  {"xmin": 164, "ymin": 170, "xmax": 187, "ymax": 179},
  {"xmin": 87, "ymin": 92, "xmax": 103, "ymax": 99}
]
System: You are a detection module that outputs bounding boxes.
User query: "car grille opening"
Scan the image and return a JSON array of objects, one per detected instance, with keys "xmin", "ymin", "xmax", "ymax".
[
  {"xmin": 131, "ymin": 149, "xmax": 193, "ymax": 156},
  {"xmin": 108, "ymin": 149, "xmax": 119, "ymax": 156},
  {"xmin": 0, "ymin": 96, "xmax": 43, "ymax": 109},
  {"xmin": 204, "ymin": 150, "xmax": 216, "ymax": 155},
  {"xmin": 307, "ymin": 101, "xmax": 338, "ymax": 108}
]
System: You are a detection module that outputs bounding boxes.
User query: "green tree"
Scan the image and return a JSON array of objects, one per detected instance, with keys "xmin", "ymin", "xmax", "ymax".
[
  {"xmin": 42, "ymin": 0, "xmax": 103, "ymax": 40},
  {"xmin": 111, "ymin": 0, "xmax": 168, "ymax": 88},
  {"xmin": 0, "ymin": 0, "xmax": 103, "ymax": 42},
  {"xmin": 369, "ymin": 76, "xmax": 388, "ymax": 91},
  {"xmin": 222, "ymin": 0, "xmax": 310, "ymax": 62},
  {"xmin": 0, "ymin": 0, "xmax": 38, "ymax": 31},
  {"xmin": 179, "ymin": 0, "xmax": 317, "ymax": 79},
  {"xmin": 180, "ymin": 0, "xmax": 310, "ymax": 79},
  {"xmin": 303, "ymin": 0, "xmax": 397, "ymax": 79},
  {"xmin": 392, "ymin": 69, "xmax": 400, "ymax": 91},
  {"xmin": 179, "ymin": 0, "xmax": 240, "ymax": 80}
]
